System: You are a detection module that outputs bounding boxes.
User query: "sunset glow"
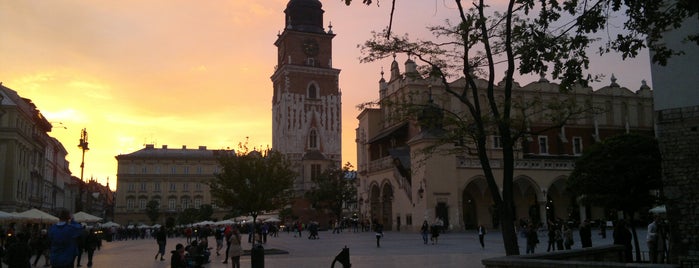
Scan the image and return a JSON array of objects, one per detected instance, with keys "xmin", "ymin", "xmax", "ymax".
[{"xmin": 0, "ymin": 1, "xmax": 653, "ymax": 190}]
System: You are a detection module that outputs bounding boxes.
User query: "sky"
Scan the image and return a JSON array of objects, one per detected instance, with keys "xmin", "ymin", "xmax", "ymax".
[{"xmin": 0, "ymin": 0, "xmax": 653, "ymax": 191}]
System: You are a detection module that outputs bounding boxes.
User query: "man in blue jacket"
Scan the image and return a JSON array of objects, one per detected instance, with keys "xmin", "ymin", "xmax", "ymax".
[{"xmin": 48, "ymin": 210, "xmax": 84, "ymax": 268}]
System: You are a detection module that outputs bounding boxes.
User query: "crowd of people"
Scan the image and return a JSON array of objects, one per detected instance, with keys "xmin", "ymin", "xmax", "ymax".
[{"xmin": 0, "ymin": 212, "xmax": 669, "ymax": 267}]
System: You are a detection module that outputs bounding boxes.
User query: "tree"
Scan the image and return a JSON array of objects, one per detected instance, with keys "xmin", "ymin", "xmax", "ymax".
[
  {"xmin": 178, "ymin": 208, "xmax": 199, "ymax": 226},
  {"xmin": 198, "ymin": 204, "xmax": 214, "ymax": 221},
  {"xmin": 568, "ymin": 133, "xmax": 662, "ymax": 260},
  {"xmin": 209, "ymin": 145, "xmax": 296, "ymax": 246},
  {"xmin": 146, "ymin": 200, "xmax": 160, "ymax": 225},
  {"xmin": 305, "ymin": 162, "xmax": 358, "ymax": 219},
  {"xmin": 345, "ymin": 0, "xmax": 695, "ymax": 256}
]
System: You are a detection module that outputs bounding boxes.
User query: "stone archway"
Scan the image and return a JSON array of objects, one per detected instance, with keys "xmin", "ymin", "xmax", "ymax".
[
  {"xmin": 381, "ymin": 183, "xmax": 393, "ymax": 230},
  {"xmin": 462, "ymin": 177, "xmax": 494, "ymax": 229},
  {"xmin": 546, "ymin": 177, "xmax": 573, "ymax": 222},
  {"xmin": 513, "ymin": 176, "xmax": 541, "ymax": 224}
]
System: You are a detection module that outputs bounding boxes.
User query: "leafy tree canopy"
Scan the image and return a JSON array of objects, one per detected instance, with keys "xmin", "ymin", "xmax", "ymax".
[
  {"xmin": 209, "ymin": 145, "xmax": 296, "ymax": 220},
  {"xmin": 146, "ymin": 199, "xmax": 160, "ymax": 225},
  {"xmin": 305, "ymin": 162, "xmax": 358, "ymax": 219},
  {"xmin": 567, "ymin": 133, "xmax": 662, "ymax": 214}
]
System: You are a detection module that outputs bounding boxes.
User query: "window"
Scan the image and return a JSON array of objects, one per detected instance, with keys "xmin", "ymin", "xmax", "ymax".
[
  {"xmin": 128, "ymin": 183, "xmax": 135, "ymax": 192},
  {"xmin": 182, "ymin": 183, "xmax": 189, "ymax": 192},
  {"xmin": 169, "ymin": 183, "xmax": 176, "ymax": 192},
  {"xmin": 196, "ymin": 166, "xmax": 203, "ymax": 174},
  {"xmin": 142, "ymin": 166, "xmax": 147, "ymax": 174},
  {"xmin": 154, "ymin": 182, "xmax": 161, "ymax": 192},
  {"xmin": 155, "ymin": 166, "xmax": 161, "ymax": 174},
  {"xmin": 195, "ymin": 183, "xmax": 202, "ymax": 192},
  {"xmin": 168, "ymin": 198, "xmax": 176, "ymax": 210},
  {"xmin": 311, "ymin": 164, "xmax": 322, "ymax": 180},
  {"xmin": 171, "ymin": 166, "xmax": 177, "ymax": 174},
  {"xmin": 127, "ymin": 198, "xmax": 135, "ymax": 209},
  {"xmin": 573, "ymin": 137, "xmax": 583, "ymax": 155},
  {"xmin": 309, "ymin": 129, "xmax": 318, "ymax": 149},
  {"xmin": 140, "ymin": 182, "xmax": 147, "ymax": 192},
  {"xmin": 307, "ymin": 84, "xmax": 318, "ymax": 99},
  {"xmin": 194, "ymin": 198, "xmax": 202, "ymax": 208},
  {"xmin": 492, "ymin": 136, "xmax": 502, "ymax": 149},
  {"xmin": 538, "ymin": 136, "xmax": 548, "ymax": 154},
  {"xmin": 183, "ymin": 166, "xmax": 189, "ymax": 174},
  {"xmin": 139, "ymin": 199, "xmax": 147, "ymax": 209},
  {"xmin": 182, "ymin": 198, "xmax": 190, "ymax": 209}
]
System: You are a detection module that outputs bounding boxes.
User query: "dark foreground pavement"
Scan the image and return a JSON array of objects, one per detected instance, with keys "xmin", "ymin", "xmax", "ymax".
[{"xmin": 89, "ymin": 227, "xmax": 643, "ymax": 268}]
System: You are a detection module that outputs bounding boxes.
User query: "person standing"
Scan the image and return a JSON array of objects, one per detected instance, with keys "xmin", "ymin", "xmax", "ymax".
[
  {"xmin": 613, "ymin": 220, "xmax": 633, "ymax": 262},
  {"xmin": 477, "ymin": 224, "xmax": 487, "ymax": 249},
  {"xmin": 170, "ymin": 243, "xmax": 186, "ymax": 268},
  {"xmin": 579, "ymin": 219, "xmax": 592, "ymax": 248},
  {"xmin": 4, "ymin": 232, "xmax": 32, "ymax": 268},
  {"xmin": 214, "ymin": 226, "xmax": 224, "ymax": 256},
  {"xmin": 154, "ymin": 227, "xmax": 167, "ymax": 261},
  {"xmin": 647, "ymin": 215, "xmax": 660, "ymax": 263},
  {"xmin": 374, "ymin": 222, "xmax": 384, "ymax": 248},
  {"xmin": 227, "ymin": 229, "xmax": 243, "ymax": 268},
  {"xmin": 420, "ymin": 221, "xmax": 429, "ymax": 245},
  {"xmin": 563, "ymin": 224, "xmax": 574, "ymax": 250},
  {"xmin": 48, "ymin": 210, "xmax": 84, "ymax": 268},
  {"xmin": 525, "ymin": 224, "xmax": 539, "ymax": 254}
]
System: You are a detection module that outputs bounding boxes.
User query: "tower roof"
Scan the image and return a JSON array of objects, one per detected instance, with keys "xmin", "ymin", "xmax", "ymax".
[{"xmin": 285, "ymin": 0, "xmax": 325, "ymax": 33}]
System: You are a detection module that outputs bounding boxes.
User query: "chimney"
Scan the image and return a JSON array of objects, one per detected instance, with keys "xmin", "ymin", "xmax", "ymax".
[
  {"xmin": 182, "ymin": 145, "xmax": 187, "ymax": 149},
  {"xmin": 162, "ymin": 145, "xmax": 168, "ymax": 149},
  {"xmin": 145, "ymin": 144, "xmax": 155, "ymax": 149},
  {"xmin": 198, "ymin": 146, "xmax": 207, "ymax": 150}
]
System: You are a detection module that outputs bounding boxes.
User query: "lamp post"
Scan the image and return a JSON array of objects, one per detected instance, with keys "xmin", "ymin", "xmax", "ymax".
[{"xmin": 76, "ymin": 128, "xmax": 89, "ymax": 212}]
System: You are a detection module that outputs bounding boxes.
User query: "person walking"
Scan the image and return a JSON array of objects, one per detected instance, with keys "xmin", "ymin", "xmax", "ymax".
[
  {"xmin": 154, "ymin": 227, "xmax": 167, "ymax": 261},
  {"xmin": 84, "ymin": 228, "xmax": 100, "ymax": 267},
  {"xmin": 420, "ymin": 221, "xmax": 429, "ymax": 245},
  {"xmin": 227, "ymin": 228, "xmax": 243, "ymax": 268},
  {"xmin": 477, "ymin": 224, "xmax": 487, "ymax": 248},
  {"xmin": 579, "ymin": 219, "xmax": 592, "ymax": 248},
  {"xmin": 31, "ymin": 229, "xmax": 50, "ymax": 267},
  {"xmin": 222, "ymin": 226, "xmax": 232, "ymax": 264},
  {"xmin": 430, "ymin": 220, "xmax": 441, "ymax": 245},
  {"xmin": 214, "ymin": 226, "xmax": 224, "ymax": 256},
  {"xmin": 374, "ymin": 222, "xmax": 384, "ymax": 248},
  {"xmin": 546, "ymin": 224, "xmax": 556, "ymax": 252},
  {"xmin": 613, "ymin": 220, "xmax": 633, "ymax": 262},
  {"xmin": 48, "ymin": 210, "xmax": 84, "ymax": 268}
]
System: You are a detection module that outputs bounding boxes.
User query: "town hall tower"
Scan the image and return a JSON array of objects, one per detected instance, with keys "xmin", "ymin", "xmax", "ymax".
[{"xmin": 272, "ymin": 0, "xmax": 341, "ymax": 194}]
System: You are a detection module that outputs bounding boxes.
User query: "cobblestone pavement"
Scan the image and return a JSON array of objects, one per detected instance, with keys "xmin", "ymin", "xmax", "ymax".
[{"xmin": 88, "ymin": 227, "xmax": 645, "ymax": 268}]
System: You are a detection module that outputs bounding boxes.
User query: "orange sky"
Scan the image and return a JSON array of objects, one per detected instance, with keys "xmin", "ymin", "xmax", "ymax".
[{"xmin": 0, "ymin": 1, "xmax": 652, "ymax": 190}]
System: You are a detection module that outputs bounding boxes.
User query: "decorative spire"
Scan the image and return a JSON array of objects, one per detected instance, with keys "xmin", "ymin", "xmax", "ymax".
[
  {"xmin": 327, "ymin": 21, "xmax": 333, "ymax": 34},
  {"xmin": 640, "ymin": 79, "xmax": 650, "ymax": 90},
  {"xmin": 610, "ymin": 74, "xmax": 619, "ymax": 87},
  {"xmin": 538, "ymin": 72, "xmax": 549, "ymax": 83}
]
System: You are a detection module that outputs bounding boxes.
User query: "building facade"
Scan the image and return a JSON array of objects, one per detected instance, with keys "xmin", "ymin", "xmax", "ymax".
[
  {"xmin": 355, "ymin": 58, "xmax": 655, "ymax": 231},
  {"xmin": 0, "ymin": 84, "xmax": 75, "ymax": 214},
  {"xmin": 114, "ymin": 144, "xmax": 230, "ymax": 225},
  {"xmin": 271, "ymin": 0, "xmax": 342, "ymax": 195},
  {"xmin": 650, "ymin": 10, "xmax": 699, "ymax": 264}
]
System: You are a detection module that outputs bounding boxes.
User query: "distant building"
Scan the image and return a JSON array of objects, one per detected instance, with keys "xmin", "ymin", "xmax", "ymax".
[
  {"xmin": 355, "ymin": 57, "xmax": 655, "ymax": 231},
  {"xmin": 114, "ymin": 144, "xmax": 231, "ymax": 225}
]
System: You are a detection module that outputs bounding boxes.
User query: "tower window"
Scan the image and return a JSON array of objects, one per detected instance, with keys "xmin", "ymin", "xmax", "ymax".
[{"xmin": 307, "ymin": 84, "xmax": 318, "ymax": 99}]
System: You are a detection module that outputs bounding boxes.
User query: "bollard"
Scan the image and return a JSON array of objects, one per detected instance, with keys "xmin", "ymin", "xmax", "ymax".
[
  {"xmin": 251, "ymin": 244, "xmax": 265, "ymax": 268},
  {"xmin": 331, "ymin": 246, "xmax": 351, "ymax": 268}
]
